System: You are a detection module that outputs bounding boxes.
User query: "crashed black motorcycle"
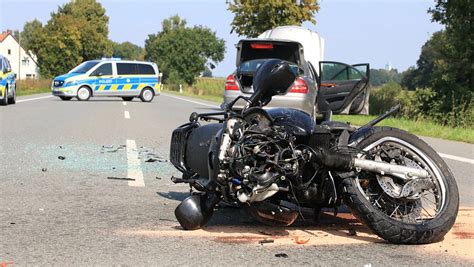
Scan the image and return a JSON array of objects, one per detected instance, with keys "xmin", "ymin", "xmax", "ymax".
[{"xmin": 169, "ymin": 59, "xmax": 459, "ymax": 244}]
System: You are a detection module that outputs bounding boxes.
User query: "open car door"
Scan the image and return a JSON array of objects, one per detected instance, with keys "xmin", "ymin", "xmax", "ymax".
[{"xmin": 317, "ymin": 62, "xmax": 370, "ymax": 115}]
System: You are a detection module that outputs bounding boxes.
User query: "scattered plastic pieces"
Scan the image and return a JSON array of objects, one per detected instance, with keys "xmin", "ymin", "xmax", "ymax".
[
  {"xmin": 259, "ymin": 239, "xmax": 274, "ymax": 245},
  {"xmin": 347, "ymin": 228, "xmax": 357, "ymax": 236},
  {"xmin": 275, "ymin": 253, "xmax": 288, "ymax": 258},
  {"xmin": 41, "ymin": 168, "xmax": 47, "ymax": 172},
  {"xmin": 107, "ymin": 176, "xmax": 135, "ymax": 181},
  {"xmin": 294, "ymin": 236, "xmax": 310, "ymax": 244},
  {"xmin": 58, "ymin": 156, "xmax": 66, "ymax": 160}
]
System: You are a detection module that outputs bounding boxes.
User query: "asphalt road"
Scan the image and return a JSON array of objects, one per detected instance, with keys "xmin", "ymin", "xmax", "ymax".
[{"xmin": 0, "ymin": 93, "xmax": 473, "ymax": 266}]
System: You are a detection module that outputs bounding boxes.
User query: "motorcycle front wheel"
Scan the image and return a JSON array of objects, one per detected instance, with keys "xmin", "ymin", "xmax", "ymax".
[{"xmin": 342, "ymin": 127, "xmax": 459, "ymax": 244}]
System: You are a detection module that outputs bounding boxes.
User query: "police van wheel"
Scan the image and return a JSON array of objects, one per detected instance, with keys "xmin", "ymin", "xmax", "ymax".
[
  {"xmin": 0, "ymin": 88, "xmax": 8, "ymax": 106},
  {"xmin": 140, "ymin": 88, "xmax": 154, "ymax": 102},
  {"xmin": 122, "ymin": 97, "xmax": 134, "ymax": 101},
  {"xmin": 8, "ymin": 88, "xmax": 16, "ymax": 104},
  {"xmin": 77, "ymin": 86, "xmax": 91, "ymax": 101},
  {"xmin": 59, "ymin": 96, "xmax": 72, "ymax": 101}
]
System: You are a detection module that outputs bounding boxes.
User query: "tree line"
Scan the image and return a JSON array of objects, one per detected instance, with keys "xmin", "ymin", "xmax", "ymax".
[{"xmin": 17, "ymin": 0, "xmax": 225, "ymax": 86}]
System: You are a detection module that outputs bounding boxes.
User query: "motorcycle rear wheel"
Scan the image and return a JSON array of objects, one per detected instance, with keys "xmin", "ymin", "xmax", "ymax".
[{"xmin": 342, "ymin": 127, "xmax": 459, "ymax": 244}]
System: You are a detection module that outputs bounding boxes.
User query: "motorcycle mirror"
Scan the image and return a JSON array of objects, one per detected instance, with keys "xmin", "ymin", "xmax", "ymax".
[{"xmin": 249, "ymin": 59, "xmax": 297, "ymax": 107}]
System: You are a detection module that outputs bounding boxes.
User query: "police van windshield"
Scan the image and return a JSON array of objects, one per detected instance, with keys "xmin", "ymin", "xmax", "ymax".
[{"xmin": 69, "ymin": 61, "xmax": 99, "ymax": 74}]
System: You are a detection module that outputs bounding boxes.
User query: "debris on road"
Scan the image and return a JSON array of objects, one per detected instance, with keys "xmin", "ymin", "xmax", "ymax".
[
  {"xmin": 275, "ymin": 253, "xmax": 288, "ymax": 258},
  {"xmin": 107, "ymin": 176, "xmax": 135, "ymax": 181},
  {"xmin": 41, "ymin": 168, "xmax": 47, "ymax": 172},
  {"xmin": 347, "ymin": 227, "xmax": 357, "ymax": 236},
  {"xmin": 139, "ymin": 147, "xmax": 168, "ymax": 163},
  {"xmin": 58, "ymin": 156, "xmax": 66, "ymax": 160},
  {"xmin": 101, "ymin": 144, "xmax": 126, "ymax": 153},
  {"xmin": 156, "ymin": 177, "xmax": 162, "ymax": 180},
  {"xmin": 259, "ymin": 238, "xmax": 274, "ymax": 245},
  {"xmin": 294, "ymin": 236, "xmax": 310, "ymax": 244}
]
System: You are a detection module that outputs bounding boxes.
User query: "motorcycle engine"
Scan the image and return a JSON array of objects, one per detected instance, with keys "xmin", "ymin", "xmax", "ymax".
[{"xmin": 221, "ymin": 112, "xmax": 300, "ymax": 203}]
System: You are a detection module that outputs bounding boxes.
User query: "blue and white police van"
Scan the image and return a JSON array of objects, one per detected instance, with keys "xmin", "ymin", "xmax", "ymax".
[
  {"xmin": 0, "ymin": 55, "xmax": 16, "ymax": 106},
  {"xmin": 52, "ymin": 58, "xmax": 161, "ymax": 102}
]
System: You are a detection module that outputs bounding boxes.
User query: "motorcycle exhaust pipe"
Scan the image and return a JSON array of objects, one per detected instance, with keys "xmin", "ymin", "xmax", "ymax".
[
  {"xmin": 352, "ymin": 158, "xmax": 429, "ymax": 179},
  {"xmin": 174, "ymin": 193, "xmax": 221, "ymax": 230},
  {"xmin": 313, "ymin": 149, "xmax": 429, "ymax": 179}
]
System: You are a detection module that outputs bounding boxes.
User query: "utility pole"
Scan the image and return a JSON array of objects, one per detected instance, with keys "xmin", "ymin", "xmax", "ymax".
[{"xmin": 18, "ymin": 31, "xmax": 21, "ymax": 79}]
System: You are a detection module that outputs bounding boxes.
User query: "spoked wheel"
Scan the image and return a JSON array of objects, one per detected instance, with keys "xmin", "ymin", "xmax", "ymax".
[{"xmin": 342, "ymin": 127, "xmax": 459, "ymax": 244}]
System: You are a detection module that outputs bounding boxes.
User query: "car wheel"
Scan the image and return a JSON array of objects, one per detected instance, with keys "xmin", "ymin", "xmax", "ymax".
[
  {"xmin": 77, "ymin": 86, "xmax": 91, "ymax": 101},
  {"xmin": 8, "ymin": 87, "xmax": 16, "ymax": 104},
  {"xmin": 122, "ymin": 97, "xmax": 134, "ymax": 101},
  {"xmin": 59, "ymin": 96, "xmax": 72, "ymax": 101},
  {"xmin": 0, "ymin": 87, "xmax": 9, "ymax": 106},
  {"xmin": 140, "ymin": 88, "xmax": 154, "ymax": 102}
]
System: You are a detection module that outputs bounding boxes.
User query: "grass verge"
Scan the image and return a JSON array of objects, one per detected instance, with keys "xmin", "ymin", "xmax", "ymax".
[
  {"xmin": 333, "ymin": 114, "xmax": 473, "ymax": 144},
  {"xmin": 163, "ymin": 89, "xmax": 223, "ymax": 103},
  {"xmin": 16, "ymin": 79, "xmax": 51, "ymax": 96}
]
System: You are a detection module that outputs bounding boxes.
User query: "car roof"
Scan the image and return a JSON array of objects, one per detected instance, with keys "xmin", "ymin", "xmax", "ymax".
[{"xmin": 94, "ymin": 59, "xmax": 156, "ymax": 65}]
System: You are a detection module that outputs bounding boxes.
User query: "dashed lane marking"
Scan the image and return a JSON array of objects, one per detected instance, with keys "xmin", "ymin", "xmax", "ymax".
[
  {"xmin": 123, "ymin": 102, "xmax": 127, "ymax": 106},
  {"xmin": 126, "ymin": 139, "xmax": 145, "ymax": 187},
  {"xmin": 124, "ymin": 110, "xmax": 130, "ymax": 119}
]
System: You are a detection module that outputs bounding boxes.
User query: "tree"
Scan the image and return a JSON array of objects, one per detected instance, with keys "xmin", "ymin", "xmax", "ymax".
[
  {"xmin": 55, "ymin": 0, "xmax": 112, "ymax": 60},
  {"xmin": 36, "ymin": 15, "xmax": 83, "ymax": 78},
  {"xmin": 20, "ymin": 19, "xmax": 44, "ymax": 55},
  {"xmin": 112, "ymin": 42, "xmax": 144, "ymax": 60},
  {"xmin": 145, "ymin": 15, "xmax": 225, "ymax": 85},
  {"xmin": 22, "ymin": 0, "xmax": 112, "ymax": 77},
  {"xmin": 228, "ymin": 0, "xmax": 320, "ymax": 37}
]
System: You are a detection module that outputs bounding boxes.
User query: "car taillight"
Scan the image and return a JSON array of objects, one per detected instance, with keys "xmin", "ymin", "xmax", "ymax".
[
  {"xmin": 225, "ymin": 74, "xmax": 239, "ymax": 91},
  {"xmin": 289, "ymin": 77, "xmax": 309, "ymax": 93}
]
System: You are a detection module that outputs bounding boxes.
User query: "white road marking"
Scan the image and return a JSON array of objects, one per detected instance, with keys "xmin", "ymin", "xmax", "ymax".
[
  {"xmin": 124, "ymin": 111, "xmax": 130, "ymax": 119},
  {"xmin": 17, "ymin": 95, "xmax": 54, "ymax": 103},
  {"xmin": 123, "ymin": 102, "xmax": 127, "ymax": 106},
  {"xmin": 126, "ymin": 139, "xmax": 145, "ymax": 187},
  {"xmin": 438, "ymin": 153, "xmax": 474, "ymax": 165},
  {"xmin": 162, "ymin": 93, "xmax": 218, "ymax": 108}
]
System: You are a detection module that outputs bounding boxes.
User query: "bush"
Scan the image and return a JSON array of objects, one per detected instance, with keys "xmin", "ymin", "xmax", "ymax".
[{"xmin": 369, "ymin": 83, "xmax": 473, "ymax": 128}]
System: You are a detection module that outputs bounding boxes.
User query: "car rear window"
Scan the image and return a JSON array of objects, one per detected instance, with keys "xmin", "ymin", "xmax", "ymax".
[
  {"xmin": 138, "ymin": 64, "xmax": 155, "ymax": 75},
  {"xmin": 117, "ymin": 63, "xmax": 138, "ymax": 75},
  {"xmin": 239, "ymin": 41, "xmax": 301, "ymax": 66}
]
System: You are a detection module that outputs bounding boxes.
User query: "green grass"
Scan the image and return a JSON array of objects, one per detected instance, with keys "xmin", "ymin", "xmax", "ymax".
[
  {"xmin": 333, "ymin": 114, "xmax": 474, "ymax": 144},
  {"xmin": 16, "ymin": 79, "xmax": 51, "ymax": 96},
  {"xmin": 163, "ymin": 89, "xmax": 223, "ymax": 103}
]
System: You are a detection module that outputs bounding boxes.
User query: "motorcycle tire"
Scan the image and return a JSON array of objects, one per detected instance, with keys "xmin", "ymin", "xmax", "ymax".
[{"xmin": 342, "ymin": 126, "xmax": 459, "ymax": 244}]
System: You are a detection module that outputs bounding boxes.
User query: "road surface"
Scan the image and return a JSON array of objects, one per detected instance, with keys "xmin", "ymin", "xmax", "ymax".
[{"xmin": 0, "ymin": 93, "xmax": 472, "ymax": 265}]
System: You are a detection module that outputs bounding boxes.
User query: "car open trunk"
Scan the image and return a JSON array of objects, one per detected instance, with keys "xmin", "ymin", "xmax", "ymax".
[{"xmin": 235, "ymin": 40, "xmax": 304, "ymax": 94}]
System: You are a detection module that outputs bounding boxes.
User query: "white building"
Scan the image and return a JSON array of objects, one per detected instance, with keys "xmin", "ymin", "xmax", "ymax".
[{"xmin": 0, "ymin": 30, "xmax": 40, "ymax": 79}]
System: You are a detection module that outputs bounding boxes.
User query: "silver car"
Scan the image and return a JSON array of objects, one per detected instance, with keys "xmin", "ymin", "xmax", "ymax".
[{"xmin": 223, "ymin": 39, "xmax": 370, "ymax": 118}]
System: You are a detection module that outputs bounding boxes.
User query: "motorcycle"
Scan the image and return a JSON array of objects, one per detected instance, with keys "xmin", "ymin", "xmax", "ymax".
[{"xmin": 169, "ymin": 59, "xmax": 459, "ymax": 244}]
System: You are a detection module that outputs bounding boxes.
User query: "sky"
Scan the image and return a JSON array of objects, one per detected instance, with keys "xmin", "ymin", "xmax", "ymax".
[{"xmin": 0, "ymin": 0, "xmax": 443, "ymax": 77}]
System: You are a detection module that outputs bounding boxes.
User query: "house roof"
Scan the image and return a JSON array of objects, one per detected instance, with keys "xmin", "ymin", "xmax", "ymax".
[
  {"xmin": 0, "ymin": 30, "xmax": 38, "ymax": 65},
  {"xmin": 0, "ymin": 31, "xmax": 11, "ymax": 42}
]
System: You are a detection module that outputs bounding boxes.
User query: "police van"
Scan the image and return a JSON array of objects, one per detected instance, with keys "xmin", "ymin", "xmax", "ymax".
[
  {"xmin": 0, "ymin": 55, "xmax": 17, "ymax": 106},
  {"xmin": 52, "ymin": 58, "xmax": 160, "ymax": 102}
]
